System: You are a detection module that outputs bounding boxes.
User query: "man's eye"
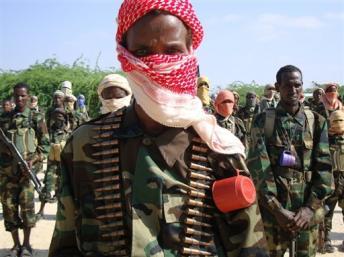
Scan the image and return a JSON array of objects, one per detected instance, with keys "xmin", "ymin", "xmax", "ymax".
[
  {"xmin": 166, "ymin": 48, "xmax": 183, "ymax": 55},
  {"xmin": 133, "ymin": 49, "xmax": 149, "ymax": 57}
]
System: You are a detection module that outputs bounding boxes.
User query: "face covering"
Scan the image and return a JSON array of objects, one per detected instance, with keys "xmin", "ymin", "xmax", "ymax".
[
  {"xmin": 197, "ymin": 86, "xmax": 210, "ymax": 106},
  {"xmin": 117, "ymin": 45, "xmax": 245, "ymax": 157},
  {"xmin": 215, "ymin": 90, "xmax": 234, "ymax": 118},
  {"xmin": 100, "ymin": 98, "xmax": 131, "ymax": 114}
]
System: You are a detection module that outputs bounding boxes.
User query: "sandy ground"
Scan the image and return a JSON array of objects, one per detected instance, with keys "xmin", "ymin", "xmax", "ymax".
[{"xmin": 0, "ymin": 180, "xmax": 343, "ymax": 257}]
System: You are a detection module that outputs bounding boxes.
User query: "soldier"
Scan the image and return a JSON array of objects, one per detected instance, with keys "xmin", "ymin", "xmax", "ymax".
[
  {"xmin": 248, "ymin": 65, "xmax": 333, "ymax": 257},
  {"xmin": 48, "ymin": 1, "xmax": 269, "ymax": 256},
  {"xmin": 64, "ymin": 93, "xmax": 87, "ymax": 131},
  {"xmin": 0, "ymin": 98, "xmax": 13, "ymax": 131},
  {"xmin": 237, "ymin": 91, "xmax": 260, "ymax": 143},
  {"xmin": 307, "ymin": 88, "xmax": 324, "ymax": 112},
  {"xmin": 197, "ymin": 76, "xmax": 213, "ymax": 113},
  {"xmin": 260, "ymin": 84, "xmax": 278, "ymax": 112},
  {"xmin": 29, "ymin": 95, "xmax": 39, "ymax": 112},
  {"xmin": 232, "ymin": 90, "xmax": 241, "ymax": 116},
  {"xmin": 46, "ymin": 90, "xmax": 65, "ymax": 132},
  {"xmin": 322, "ymin": 109, "xmax": 344, "ymax": 252},
  {"xmin": 214, "ymin": 90, "xmax": 247, "ymax": 149},
  {"xmin": 36, "ymin": 108, "xmax": 71, "ymax": 220},
  {"xmin": 76, "ymin": 94, "xmax": 90, "ymax": 121},
  {"xmin": 0, "ymin": 82, "xmax": 50, "ymax": 257},
  {"xmin": 97, "ymin": 73, "xmax": 132, "ymax": 114}
]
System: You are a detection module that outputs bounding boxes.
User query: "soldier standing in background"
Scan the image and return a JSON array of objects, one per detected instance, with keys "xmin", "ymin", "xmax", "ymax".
[
  {"xmin": 323, "ymin": 109, "xmax": 344, "ymax": 253},
  {"xmin": 214, "ymin": 89, "xmax": 247, "ymax": 149},
  {"xmin": 0, "ymin": 83, "xmax": 50, "ymax": 257},
  {"xmin": 197, "ymin": 76, "xmax": 213, "ymax": 113},
  {"xmin": 36, "ymin": 108, "xmax": 71, "ymax": 220},
  {"xmin": 48, "ymin": 1, "xmax": 269, "ymax": 256},
  {"xmin": 0, "ymin": 99, "xmax": 13, "ymax": 131},
  {"xmin": 248, "ymin": 65, "xmax": 333, "ymax": 257},
  {"xmin": 46, "ymin": 90, "xmax": 65, "ymax": 132},
  {"xmin": 260, "ymin": 84, "xmax": 278, "ymax": 112},
  {"xmin": 307, "ymin": 88, "xmax": 324, "ymax": 112},
  {"xmin": 237, "ymin": 91, "xmax": 260, "ymax": 143},
  {"xmin": 76, "ymin": 94, "xmax": 90, "ymax": 121},
  {"xmin": 97, "ymin": 73, "xmax": 132, "ymax": 114}
]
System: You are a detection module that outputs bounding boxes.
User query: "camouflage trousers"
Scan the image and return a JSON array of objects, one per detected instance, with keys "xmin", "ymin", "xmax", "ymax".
[
  {"xmin": 0, "ymin": 174, "xmax": 36, "ymax": 232},
  {"xmin": 324, "ymin": 171, "xmax": 344, "ymax": 233},
  {"xmin": 41, "ymin": 160, "xmax": 61, "ymax": 200},
  {"xmin": 263, "ymin": 218, "xmax": 318, "ymax": 257}
]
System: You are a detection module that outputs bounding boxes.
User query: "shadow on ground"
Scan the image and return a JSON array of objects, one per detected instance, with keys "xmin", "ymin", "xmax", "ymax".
[{"xmin": 0, "ymin": 249, "xmax": 49, "ymax": 257}]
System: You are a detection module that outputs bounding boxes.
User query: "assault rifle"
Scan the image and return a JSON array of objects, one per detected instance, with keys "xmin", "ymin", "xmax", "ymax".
[
  {"xmin": 0, "ymin": 128, "xmax": 42, "ymax": 195},
  {"xmin": 289, "ymin": 236, "xmax": 297, "ymax": 257}
]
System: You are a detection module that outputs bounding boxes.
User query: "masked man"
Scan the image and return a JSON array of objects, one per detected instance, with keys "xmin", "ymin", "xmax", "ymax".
[
  {"xmin": 76, "ymin": 94, "xmax": 90, "ymax": 121},
  {"xmin": 49, "ymin": 1, "xmax": 268, "ymax": 256},
  {"xmin": 97, "ymin": 73, "xmax": 132, "ymax": 114},
  {"xmin": 237, "ymin": 91, "xmax": 260, "ymax": 144},
  {"xmin": 260, "ymin": 84, "xmax": 277, "ymax": 112},
  {"xmin": 197, "ymin": 76, "xmax": 213, "ymax": 113},
  {"xmin": 214, "ymin": 90, "xmax": 247, "ymax": 149}
]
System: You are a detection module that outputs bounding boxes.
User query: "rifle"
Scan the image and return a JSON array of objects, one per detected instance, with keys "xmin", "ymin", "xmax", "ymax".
[
  {"xmin": 289, "ymin": 236, "xmax": 297, "ymax": 257},
  {"xmin": 0, "ymin": 127, "xmax": 42, "ymax": 195}
]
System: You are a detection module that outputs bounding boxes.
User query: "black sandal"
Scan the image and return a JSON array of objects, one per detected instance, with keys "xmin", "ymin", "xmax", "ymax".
[
  {"xmin": 5, "ymin": 245, "xmax": 21, "ymax": 257},
  {"xmin": 19, "ymin": 246, "xmax": 33, "ymax": 257}
]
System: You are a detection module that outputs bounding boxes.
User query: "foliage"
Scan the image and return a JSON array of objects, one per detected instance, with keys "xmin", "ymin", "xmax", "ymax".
[
  {"xmin": 225, "ymin": 81, "xmax": 265, "ymax": 105},
  {"xmin": 0, "ymin": 58, "xmax": 122, "ymax": 118}
]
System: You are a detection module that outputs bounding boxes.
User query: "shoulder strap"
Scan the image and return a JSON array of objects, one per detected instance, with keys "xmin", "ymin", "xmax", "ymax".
[
  {"xmin": 264, "ymin": 108, "xmax": 276, "ymax": 140},
  {"xmin": 304, "ymin": 108, "xmax": 314, "ymax": 140}
]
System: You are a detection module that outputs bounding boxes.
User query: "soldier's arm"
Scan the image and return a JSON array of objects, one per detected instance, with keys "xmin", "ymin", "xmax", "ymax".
[
  {"xmin": 247, "ymin": 114, "xmax": 282, "ymax": 212},
  {"xmin": 306, "ymin": 114, "xmax": 333, "ymax": 211},
  {"xmin": 35, "ymin": 112, "xmax": 51, "ymax": 157},
  {"xmin": 49, "ymin": 137, "xmax": 82, "ymax": 257}
]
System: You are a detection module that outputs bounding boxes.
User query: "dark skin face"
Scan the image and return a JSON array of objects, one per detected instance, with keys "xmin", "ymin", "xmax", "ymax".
[
  {"xmin": 2, "ymin": 101, "xmax": 12, "ymax": 113},
  {"xmin": 313, "ymin": 89, "xmax": 322, "ymax": 103},
  {"xmin": 101, "ymin": 87, "xmax": 128, "ymax": 99},
  {"xmin": 125, "ymin": 13, "xmax": 191, "ymax": 135},
  {"xmin": 53, "ymin": 95, "xmax": 64, "ymax": 108},
  {"xmin": 14, "ymin": 87, "xmax": 29, "ymax": 112},
  {"xmin": 276, "ymin": 71, "xmax": 303, "ymax": 115}
]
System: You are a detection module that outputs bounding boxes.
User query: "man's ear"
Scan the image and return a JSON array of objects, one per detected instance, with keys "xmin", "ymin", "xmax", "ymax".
[{"xmin": 275, "ymin": 82, "xmax": 280, "ymax": 93}]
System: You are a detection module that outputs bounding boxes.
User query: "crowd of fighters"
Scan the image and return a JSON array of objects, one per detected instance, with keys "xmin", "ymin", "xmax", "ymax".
[{"xmin": 0, "ymin": 0, "xmax": 343, "ymax": 257}]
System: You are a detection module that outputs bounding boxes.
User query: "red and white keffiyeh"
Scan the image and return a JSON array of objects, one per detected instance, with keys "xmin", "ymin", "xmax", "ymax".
[{"xmin": 116, "ymin": 0, "xmax": 245, "ymax": 156}]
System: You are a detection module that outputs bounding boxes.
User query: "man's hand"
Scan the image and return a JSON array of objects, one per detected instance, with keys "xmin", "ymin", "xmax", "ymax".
[
  {"xmin": 287, "ymin": 207, "xmax": 314, "ymax": 232},
  {"xmin": 273, "ymin": 207, "xmax": 295, "ymax": 232}
]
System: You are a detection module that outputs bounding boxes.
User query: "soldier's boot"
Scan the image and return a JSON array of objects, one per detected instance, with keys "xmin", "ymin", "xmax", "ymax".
[{"xmin": 324, "ymin": 230, "xmax": 335, "ymax": 253}]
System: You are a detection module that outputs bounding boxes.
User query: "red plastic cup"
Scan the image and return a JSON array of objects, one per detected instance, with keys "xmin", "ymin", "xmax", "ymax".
[{"xmin": 212, "ymin": 171, "xmax": 256, "ymax": 213}]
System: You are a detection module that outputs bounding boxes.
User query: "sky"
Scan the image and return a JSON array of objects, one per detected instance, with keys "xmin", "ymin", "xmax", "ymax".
[{"xmin": 0, "ymin": 0, "xmax": 343, "ymax": 90}]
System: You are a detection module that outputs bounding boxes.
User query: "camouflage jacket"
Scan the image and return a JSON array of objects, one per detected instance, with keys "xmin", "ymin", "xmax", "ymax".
[
  {"xmin": 236, "ymin": 105, "xmax": 260, "ymax": 136},
  {"xmin": 0, "ymin": 111, "xmax": 12, "ymax": 132},
  {"xmin": 49, "ymin": 105, "xmax": 268, "ymax": 257},
  {"xmin": 247, "ymin": 103, "xmax": 332, "ymax": 221},
  {"xmin": 215, "ymin": 114, "xmax": 247, "ymax": 149},
  {"xmin": 330, "ymin": 134, "xmax": 344, "ymax": 172},
  {"xmin": 0, "ymin": 107, "xmax": 50, "ymax": 174}
]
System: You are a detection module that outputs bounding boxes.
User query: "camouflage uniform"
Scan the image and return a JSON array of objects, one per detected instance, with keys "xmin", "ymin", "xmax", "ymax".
[
  {"xmin": 66, "ymin": 108, "xmax": 89, "ymax": 131},
  {"xmin": 324, "ymin": 135, "xmax": 344, "ymax": 237},
  {"xmin": 215, "ymin": 114, "xmax": 247, "ymax": 149},
  {"xmin": 247, "ymin": 103, "xmax": 333, "ymax": 257},
  {"xmin": 236, "ymin": 104, "xmax": 260, "ymax": 144},
  {"xmin": 0, "ymin": 107, "xmax": 50, "ymax": 231},
  {"xmin": 49, "ymin": 106, "xmax": 269, "ymax": 257},
  {"xmin": 41, "ymin": 125, "xmax": 71, "ymax": 201}
]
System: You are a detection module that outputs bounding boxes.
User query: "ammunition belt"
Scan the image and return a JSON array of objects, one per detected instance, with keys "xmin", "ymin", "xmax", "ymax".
[
  {"xmin": 180, "ymin": 136, "xmax": 217, "ymax": 256},
  {"xmin": 91, "ymin": 110, "xmax": 129, "ymax": 257}
]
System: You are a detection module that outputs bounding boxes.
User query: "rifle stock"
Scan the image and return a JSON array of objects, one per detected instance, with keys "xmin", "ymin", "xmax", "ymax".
[{"xmin": 0, "ymin": 128, "xmax": 42, "ymax": 195}]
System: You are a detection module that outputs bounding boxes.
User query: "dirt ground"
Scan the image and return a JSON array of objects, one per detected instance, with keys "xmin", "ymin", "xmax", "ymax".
[{"xmin": 0, "ymin": 187, "xmax": 343, "ymax": 257}]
